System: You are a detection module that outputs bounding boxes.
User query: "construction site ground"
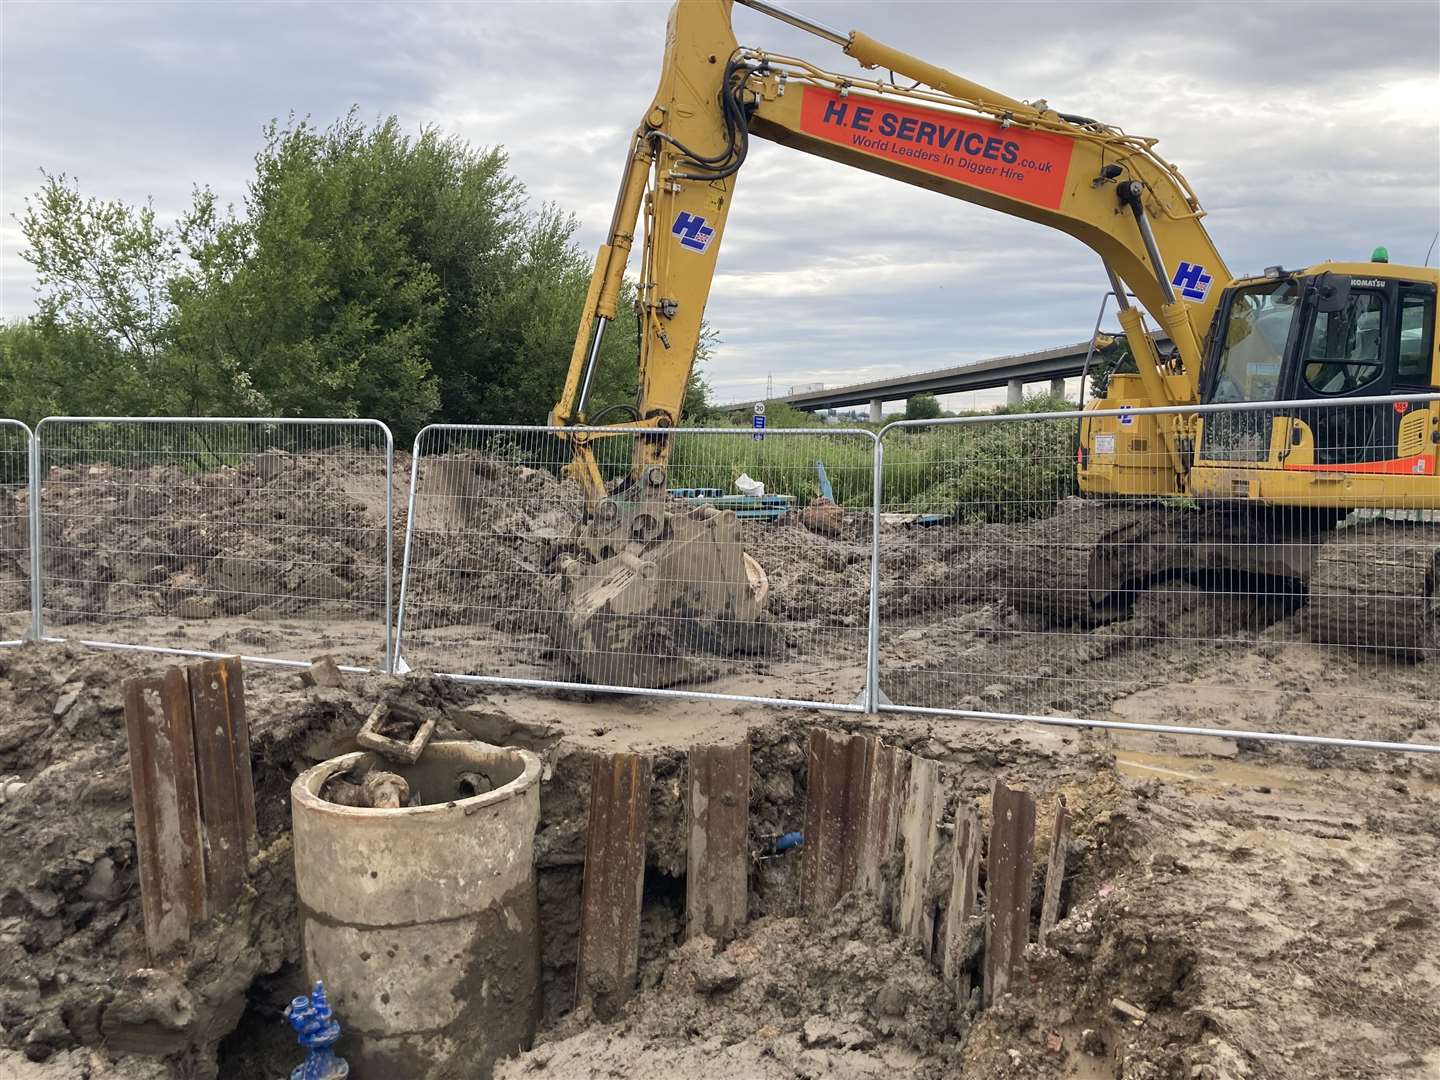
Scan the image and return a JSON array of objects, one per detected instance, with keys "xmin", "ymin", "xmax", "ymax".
[{"xmin": 0, "ymin": 455, "xmax": 1437, "ymax": 1078}]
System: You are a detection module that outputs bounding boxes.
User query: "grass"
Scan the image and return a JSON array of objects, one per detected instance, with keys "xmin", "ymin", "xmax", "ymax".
[{"xmin": 648, "ymin": 393, "xmax": 1082, "ymax": 517}]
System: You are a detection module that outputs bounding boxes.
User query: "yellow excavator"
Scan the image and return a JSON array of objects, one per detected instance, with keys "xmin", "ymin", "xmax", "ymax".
[{"xmin": 549, "ymin": 0, "xmax": 1439, "ymax": 685}]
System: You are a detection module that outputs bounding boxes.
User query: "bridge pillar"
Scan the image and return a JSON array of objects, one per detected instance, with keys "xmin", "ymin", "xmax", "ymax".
[
  {"xmin": 1006, "ymin": 377, "xmax": 1024, "ymax": 408},
  {"xmin": 869, "ymin": 398, "xmax": 884, "ymax": 423},
  {"xmin": 1049, "ymin": 377, "xmax": 1067, "ymax": 400}
]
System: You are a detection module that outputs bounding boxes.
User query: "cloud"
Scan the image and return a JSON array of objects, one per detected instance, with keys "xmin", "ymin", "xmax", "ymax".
[{"xmin": 2, "ymin": 0, "xmax": 1436, "ymax": 407}]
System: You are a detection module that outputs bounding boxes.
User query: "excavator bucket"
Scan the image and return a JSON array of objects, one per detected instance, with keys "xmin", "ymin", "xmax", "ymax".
[{"xmin": 550, "ymin": 504, "xmax": 770, "ymax": 688}]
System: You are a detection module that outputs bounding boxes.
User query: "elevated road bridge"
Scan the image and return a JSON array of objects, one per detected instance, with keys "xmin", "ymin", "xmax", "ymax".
[{"xmin": 724, "ymin": 332, "xmax": 1170, "ymax": 420}]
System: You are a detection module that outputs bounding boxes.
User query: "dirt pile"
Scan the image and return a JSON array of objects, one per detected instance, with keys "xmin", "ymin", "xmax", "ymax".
[
  {"xmin": 500, "ymin": 894, "xmax": 954, "ymax": 1080},
  {"xmin": 21, "ymin": 451, "xmax": 391, "ymax": 629},
  {"xmin": 402, "ymin": 458, "xmax": 579, "ymax": 634},
  {"xmin": 1, "ymin": 486, "xmax": 29, "ymax": 628}
]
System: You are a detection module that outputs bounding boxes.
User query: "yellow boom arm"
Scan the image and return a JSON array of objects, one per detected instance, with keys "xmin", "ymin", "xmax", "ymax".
[{"xmin": 552, "ymin": 0, "xmax": 1231, "ymax": 499}]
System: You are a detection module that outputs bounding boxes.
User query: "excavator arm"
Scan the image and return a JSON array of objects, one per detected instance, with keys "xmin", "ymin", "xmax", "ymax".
[
  {"xmin": 552, "ymin": 0, "xmax": 1231, "ymax": 497},
  {"xmin": 546, "ymin": 0, "xmax": 1236, "ymax": 687}
]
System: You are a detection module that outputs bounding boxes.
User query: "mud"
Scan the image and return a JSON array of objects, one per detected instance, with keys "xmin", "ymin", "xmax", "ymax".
[
  {"xmin": 501, "ymin": 894, "xmax": 954, "ymax": 1080},
  {"xmin": 500, "ymin": 739, "xmax": 1440, "ymax": 1080},
  {"xmin": 1, "ymin": 640, "xmax": 1438, "ymax": 1077},
  {"xmin": 0, "ymin": 456, "xmax": 1437, "ymax": 1078},
  {"xmin": 0, "ymin": 643, "xmax": 474, "ymax": 1076}
]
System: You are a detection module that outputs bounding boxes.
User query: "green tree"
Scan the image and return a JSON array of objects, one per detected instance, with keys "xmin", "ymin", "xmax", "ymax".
[
  {"xmin": 13, "ymin": 173, "xmax": 192, "ymax": 415},
  {"xmin": 6, "ymin": 112, "xmax": 647, "ymax": 439},
  {"xmin": 18, "ymin": 172, "xmax": 178, "ymax": 365},
  {"xmin": 170, "ymin": 114, "xmax": 463, "ymax": 431},
  {"xmin": 0, "ymin": 317, "xmax": 145, "ymax": 422},
  {"xmin": 904, "ymin": 392, "xmax": 943, "ymax": 420}
]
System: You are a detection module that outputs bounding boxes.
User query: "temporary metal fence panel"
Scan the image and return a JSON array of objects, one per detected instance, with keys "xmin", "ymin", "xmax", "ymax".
[
  {"xmin": 34, "ymin": 418, "xmax": 394, "ymax": 671},
  {"xmin": 0, "ymin": 420, "xmax": 34, "ymax": 646},
  {"xmin": 874, "ymin": 394, "xmax": 1440, "ymax": 754},
  {"xmin": 396, "ymin": 424, "xmax": 878, "ymax": 709}
]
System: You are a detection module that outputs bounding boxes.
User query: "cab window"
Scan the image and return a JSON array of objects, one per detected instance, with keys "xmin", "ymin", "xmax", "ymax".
[
  {"xmin": 1398, "ymin": 286, "xmax": 1435, "ymax": 385},
  {"xmin": 1301, "ymin": 290, "xmax": 1384, "ymax": 395},
  {"xmin": 1208, "ymin": 279, "xmax": 1300, "ymax": 402}
]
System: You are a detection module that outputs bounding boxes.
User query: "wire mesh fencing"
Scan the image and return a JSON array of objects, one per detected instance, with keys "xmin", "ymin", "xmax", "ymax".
[
  {"xmin": 873, "ymin": 395, "xmax": 1440, "ymax": 749},
  {"xmin": 34, "ymin": 418, "xmax": 394, "ymax": 670},
  {"xmin": 396, "ymin": 424, "xmax": 878, "ymax": 706},
  {"xmin": 0, "ymin": 420, "xmax": 34, "ymax": 645}
]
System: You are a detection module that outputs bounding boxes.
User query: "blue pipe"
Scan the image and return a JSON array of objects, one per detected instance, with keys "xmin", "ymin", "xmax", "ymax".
[{"xmin": 814, "ymin": 460, "xmax": 834, "ymax": 501}]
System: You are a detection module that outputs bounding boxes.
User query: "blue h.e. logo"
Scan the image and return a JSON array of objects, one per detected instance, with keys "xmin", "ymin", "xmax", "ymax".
[
  {"xmin": 672, "ymin": 211, "xmax": 715, "ymax": 253},
  {"xmin": 1171, "ymin": 261, "xmax": 1213, "ymax": 302}
]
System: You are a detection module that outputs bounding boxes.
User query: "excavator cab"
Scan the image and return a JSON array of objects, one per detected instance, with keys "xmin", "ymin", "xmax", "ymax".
[
  {"xmin": 1185, "ymin": 260, "xmax": 1438, "ymax": 655},
  {"xmin": 1192, "ymin": 261, "xmax": 1439, "ymax": 498}
]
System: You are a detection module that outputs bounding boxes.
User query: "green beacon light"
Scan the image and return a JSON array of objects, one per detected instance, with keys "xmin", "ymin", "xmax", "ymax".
[{"xmin": 1371, "ymin": 245, "xmax": 1389, "ymax": 263}]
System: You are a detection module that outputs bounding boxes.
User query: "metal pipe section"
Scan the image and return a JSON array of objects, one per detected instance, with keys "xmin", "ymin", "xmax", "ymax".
[
  {"xmin": 734, "ymin": 0, "xmax": 850, "ymax": 46},
  {"xmin": 878, "ymin": 703, "xmax": 1440, "ymax": 756},
  {"xmin": 414, "ymin": 423, "xmax": 863, "ymax": 437},
  {"xmin": 843, "ymin": 31, "xmax": 1036, "ymax": 116},
  {"xmin": 34, "ymin": 415, "xmax": 389, "ymax": 427},
  {"xmin": 47, "ymin": 638, "xmax": 374, "ymax": 675},
  {"xmin": 1077, "ymin": 289, "xmax": 1120, "ymax": 410},
  {"xmin": 574, "ymin": 317, "xmax": 609, "ymax": 418},
  {"xmin": 1103, "ymin": 265, "xmax": 1132, "ymax": 311},
  {"xmin": 439, "ymin": 672, "xmax": 868, "ymax": 714},
  {"xmin": 381, "ymin": 426, "xmax": 395, "ymax": 675}
]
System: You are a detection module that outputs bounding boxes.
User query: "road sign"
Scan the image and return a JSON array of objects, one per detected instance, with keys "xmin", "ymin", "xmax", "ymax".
[
  {"xmin": 754, "ymin": 401, "xmax": 766, "ymax": 416},
  {"xmin": 752, "ymin": 413, "xmax": 766, "ymax": 441}
]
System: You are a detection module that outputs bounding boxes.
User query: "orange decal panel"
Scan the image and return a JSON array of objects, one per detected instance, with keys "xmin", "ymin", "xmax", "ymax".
[
  {"xmin": 1283, "ymin": 454, "xmax": 1435, "ymax": 476},
  {"xmin": 799, "ymin": 87, "xmax": 1075, "ymax": 210}
]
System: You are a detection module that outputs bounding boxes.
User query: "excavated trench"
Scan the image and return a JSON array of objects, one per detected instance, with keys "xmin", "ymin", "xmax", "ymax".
[
  {"xmin": 0, "ymin": 638, "xmax": 1113, "ymax": 1079},
  {"xmin": 207, "ymin": 710, "xmax": 818, "ymax": 1078}
]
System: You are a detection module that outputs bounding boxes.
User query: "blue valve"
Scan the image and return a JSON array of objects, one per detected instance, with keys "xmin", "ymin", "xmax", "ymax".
[{"xmin": 285, "ymin": 981, "xmax": 349, "ymax": 1080}]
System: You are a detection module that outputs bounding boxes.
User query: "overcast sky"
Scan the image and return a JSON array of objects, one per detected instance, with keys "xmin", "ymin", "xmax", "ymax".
[{"xmin": 3, "ymin": 0, "xmax": 1438, "ymax": 411}]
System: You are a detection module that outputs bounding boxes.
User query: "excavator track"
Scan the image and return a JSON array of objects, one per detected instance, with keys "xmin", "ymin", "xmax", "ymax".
[
  {"xmin": 1005, "ymin": 502, "xmax": 1437, "ymax": 658},
  {"xmin": 998, "ymin": 501, "xmax": 1323, "ymax": 625},
  {"xmin": 1307, "ymin": 520, "xmax": 1440, "ymax": 657}
]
